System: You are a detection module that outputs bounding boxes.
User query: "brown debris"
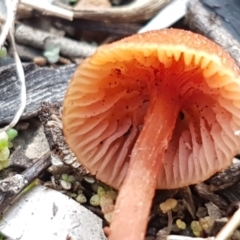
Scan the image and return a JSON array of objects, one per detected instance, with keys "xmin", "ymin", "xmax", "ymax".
[
  {"xmin": 180, "ymin": 187, "xmax": 196, "ymax": 219},
  {"xmin": 38, "ymin": 102, "xmax": 87, "ymax": 175},
  {"xmin": 208, "ymin": 159, "xmax": 240, "ymax": 191},
  {"xmin": 194, "ymin": 183, "xmax": 228, "ymax": 210}
]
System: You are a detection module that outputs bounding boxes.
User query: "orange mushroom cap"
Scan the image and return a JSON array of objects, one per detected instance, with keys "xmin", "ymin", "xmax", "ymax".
[{"xmin": 63, "ymin": 29, "xmax": 240, "ymax": 190}]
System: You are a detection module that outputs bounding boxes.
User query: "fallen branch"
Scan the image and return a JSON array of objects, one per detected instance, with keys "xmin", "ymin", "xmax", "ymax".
[
  {"xmin": 15, "ymin": 24, "xmax": 97, "ymax": 58},
  {"xmin": 0, "ymin": 63, "xmax": 76, "ymax": 125},
  {"xmin": 0, "ymin": 151, "xmax": 51, "ymax": 215},
  {"xmin": 185, "ymin": 0, "xmax": 240, "ymax": 67}
]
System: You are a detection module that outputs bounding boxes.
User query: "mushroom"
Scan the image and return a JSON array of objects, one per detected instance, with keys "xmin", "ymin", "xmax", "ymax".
[{"xmin": 62, "ymin": 29, "xmax": 240, "ymax": 240}]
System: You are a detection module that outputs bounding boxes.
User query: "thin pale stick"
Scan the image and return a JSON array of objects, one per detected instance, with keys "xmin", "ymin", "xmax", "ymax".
[
  {"xmin": 167, "ymin": 236, "xmax": 215, "ymax": 240},
  {"xmin": 215, "ymin": 207, "xmax": 240, "ymax": 240},
  {"xmin": 0, "ymin": 0, "xmax": 18, "ymax": 48}
]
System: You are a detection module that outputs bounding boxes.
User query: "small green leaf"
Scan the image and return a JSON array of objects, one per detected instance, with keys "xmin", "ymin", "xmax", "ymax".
[
  {"xmin": 176, "ymin": 219, "xmax": 186, "ymax": 230},
  {"xmin": 6, "ymin": 128, "xmax": 18, "ymax": 140},
  {"xmin": 76, "ymin": 193, "xmax": 87, "ymax": 203},
  {"xmin": 0, "ymin": 132, "xmax": 8, "ymax": 150},
  {"xmin": 67, "ymin": 175, "xmax": 75, "ymax": 183},
  {"xmin": 69, "ymin": 0, "xmax": 78, "ymax": 4},
  {"xmin": 43, "ymin": 43, "xmax": 60, "ymax": 64},
  {"xmin": 0, "ymin": 47, "xmax": 7, "ymax": 58},
  {"xmin": 90, "ymin": 194, "xmax": 100, "ymax": 206},
  {"xmin": 97, "ymin": 186, "xmax": 105, "ymax": 197},
  {"xmin": 61, "ymin": 173, "xmax": 68, "ymax": 181},
  {"xmin": 0, "ymin": 147, "xmax": 10, "ymax": 161},
  {"xmin": 1, "ymin": 159, "xmax": 10, "ymax": 168}
]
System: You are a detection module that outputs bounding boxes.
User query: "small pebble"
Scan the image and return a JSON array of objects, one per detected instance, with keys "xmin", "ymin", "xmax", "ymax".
[
  {"xmin": 205, "ymin": 202, "xmax": 222, "ymax": 220},
  {"xmin": 51, "ymin": 155, "xmax": 64, "ymax": 167},
  {"xmin": 33, "ymin": 56, "xmax": 47, "ymax": 66}
]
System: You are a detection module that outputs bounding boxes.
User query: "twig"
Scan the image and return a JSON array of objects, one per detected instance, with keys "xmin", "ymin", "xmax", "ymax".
[
  {"xmin": 215, "ymin": 207, "xmax": 240, "ymax": 240},
  {"xmin": 0, "ymin": 0, "xmax": 18, "ymax": 49},
  {"xmin": 57, "ymin": 0, "xmax": 171, "ymax": 23},
  {"xmin": 0, "ymin": 151, "xmax": 51, "ymax": 215},
  {"xmin": 0, "ymin": 0, "xmax": 26, "ymax": 133},
  {"xmin": 167, "ymin": 210, "xmax": 173, "ymax": 233},
  {"xmin": 180, "ymin": 186, "xmax": 196, "ymax": 219},
  {"xmin": 167, "ymin": 235, "xmax": 215, "ymax": 240},
  {"xmin": 20, "ymin": 0, "xmax": 73, "ymax": 20}
]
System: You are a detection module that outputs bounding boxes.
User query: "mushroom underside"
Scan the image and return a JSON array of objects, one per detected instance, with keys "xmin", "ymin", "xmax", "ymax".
[{"xmin": 64, "ymin": 46, "xmax": 240, "ymax": 189}]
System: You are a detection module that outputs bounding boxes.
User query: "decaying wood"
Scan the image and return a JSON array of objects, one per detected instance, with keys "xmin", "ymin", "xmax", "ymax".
[
  {"xmin": 15, "ymin": 24, "xmax": 97, "ymax": 58},
  {"xmin": 208, "ymin": 159, "xmax": 240, "ymax": 191},
  {"xmin": 200, "ymin": 0, "xmax": 240, "ymax": 42},
  {"xmin": 218, "ymin": 181, "xmax": 240, "ymax": 203},
  {"xmin": 58, "ymin": 0, "xmax": 171, "ymax": 23},
  {"xmin": 38, "ymin": 102, "xmax": 87, "ymax": 174},
  {"xmin": 57, "ymin": 18, "xmax": 140, "ymax": 36},
  {"xmin": 0, "ymin": 63, "xmax": 75, "ymax": 125},
  {"xmin": 186, "ymin": 0, "xmax": 240, "ymax": 67}
]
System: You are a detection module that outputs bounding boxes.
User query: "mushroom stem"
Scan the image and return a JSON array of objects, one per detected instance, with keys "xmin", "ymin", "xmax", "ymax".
[{"xmin": 109, "ymin": 87, "xmax": 181, "ymax": 240}]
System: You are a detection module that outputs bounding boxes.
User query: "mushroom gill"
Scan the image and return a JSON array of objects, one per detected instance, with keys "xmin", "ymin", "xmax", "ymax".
[
  {"xmin": 63, "ymin": 29, "xmax": 240, "ymax": 189},
  {"xmin": 63, "ymin": 29, "xmax": 240, "ymax": 240}
]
